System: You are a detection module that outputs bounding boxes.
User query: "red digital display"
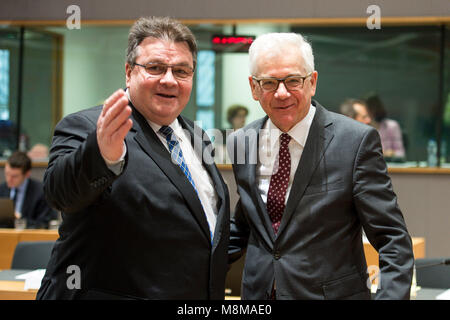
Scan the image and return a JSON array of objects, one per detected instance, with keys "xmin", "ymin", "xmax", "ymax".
[
  {"xmin": 212, "ymin": 36, "xmax": 254, "ymax": 45},
  {"xmin": 211, "ymin": 35, "xmax": 255, "ymax": 52}
]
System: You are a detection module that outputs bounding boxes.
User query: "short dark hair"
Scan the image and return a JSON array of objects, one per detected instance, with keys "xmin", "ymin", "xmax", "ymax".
[
  {"xmin": 340, "ymin": 98, "xmax": 367, "ymax": 119},
  {"xmin": 227, "ymin": 105, "xmax": 249, "ymax": 125},
  {"xmin": 126, "ymin": 16, "xmax": 197, "ymax": 69},
  {"xmin": 365, "ymin": 94, "xmax": 387, "ymax": 122},
  {"xmin": 7, "ymin": 151, "xmax": 31, "ymax": 174}
]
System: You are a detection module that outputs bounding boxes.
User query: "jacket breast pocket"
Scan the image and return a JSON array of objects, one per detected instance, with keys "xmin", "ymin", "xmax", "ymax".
[{"xmin": 304, "ymin": 179, "xmax": 344, "ymax": 196}]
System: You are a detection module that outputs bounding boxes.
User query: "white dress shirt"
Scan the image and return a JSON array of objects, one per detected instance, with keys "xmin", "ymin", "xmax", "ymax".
[
  {"xmin": 10, "ymin": 178, "xmax": 29, "ymax": 217},
  {"xmin": 257, "ymin": 104, "xmax": 316, "ymax": 204},
  {"xmin": 148, "ymin": 119, "xmax": 219, "ymax": 239}
]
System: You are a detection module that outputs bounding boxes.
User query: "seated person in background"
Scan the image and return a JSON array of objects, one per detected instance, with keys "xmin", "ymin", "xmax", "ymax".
[
  {"xmin": 0, "ymin": 151, "xmax": 57, "ymax": 228},
  {"xmin": 366, "ymin": 94, "xmax": 405, "ymax": 159},
  {"xmin": 339, "ymin": 98, "xmax": 372, "ymax": 125},
  {"xmin": 227, "ymin": 104, "xmax": 249, "ymax": 130},
  {"xmin": 214, "ymin": 105, "xmax": 249, "ymax": 164}
]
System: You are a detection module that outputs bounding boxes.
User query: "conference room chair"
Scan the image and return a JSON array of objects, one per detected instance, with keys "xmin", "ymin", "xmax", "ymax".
[
  {"xmin": 415, "ymin": 257, "xmax": 450, "ymax": 289},
  {"xmin": 11, "ymin": 241, "xmax": 55, "ymax": 270}
]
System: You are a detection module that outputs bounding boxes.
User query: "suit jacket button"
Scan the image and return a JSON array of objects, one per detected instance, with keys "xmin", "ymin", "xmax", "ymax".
[{"xmin": 274, "ymin": 251, "xmax": 281, "ymax": 260}]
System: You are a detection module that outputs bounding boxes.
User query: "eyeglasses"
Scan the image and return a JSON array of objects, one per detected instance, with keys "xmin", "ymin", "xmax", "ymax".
[
  {"xmin": 134, "ymin": 62, "xmax": 194, "ymax": 80},
  {"xmin": 252, "ymin": 73, "xmax": 312, "ymax": 92}
]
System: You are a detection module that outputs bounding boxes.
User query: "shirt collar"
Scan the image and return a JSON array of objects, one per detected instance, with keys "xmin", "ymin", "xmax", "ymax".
[
  {"xmin": 264, "ymin": 104, "xmax": 316, "ymax": 150},
  {"xmin": 148, "ymin": 118, "xmax": 183, "ymax": 141},
  {"xmin": 15, "ymin": 178, "xmax": 29, "ymax": 193}
]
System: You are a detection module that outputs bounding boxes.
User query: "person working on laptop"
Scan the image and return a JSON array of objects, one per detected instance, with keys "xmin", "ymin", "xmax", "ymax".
[{"xmin": 0, "ymin": 151, "xmax": 57, "ymax": 228}]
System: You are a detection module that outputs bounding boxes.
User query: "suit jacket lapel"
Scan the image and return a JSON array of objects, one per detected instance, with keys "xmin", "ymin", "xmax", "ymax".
[
  {"xmin": 129, "ymin": 106, "xmax": 211, "ymax": 243},
  {"xmin": 177, "ymin": 116, "xmax": 228, "ymax": 248},
  {"xmin": 277, "ymin": 101, "xmax": 334, "ymax": 237}
]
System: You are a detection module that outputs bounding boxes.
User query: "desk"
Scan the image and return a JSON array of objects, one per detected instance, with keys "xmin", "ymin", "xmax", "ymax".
[
  {"xmin": 363, "ymin": 237, "xmax": 425, "ymax": 269},
  {"xmin": 0, "ymin": 229, "xmax": 59, "ymax": 269},
  {"xmin": 413, "ymin": 288, "xmax": 448, "ymax": 300},
  {"xmin": 0, "ymin": 268, "xmax": 446, "ymax": 300},
  {"xmin": 0, "ymin": 269, "xmax": 37, "ymax": 300}
]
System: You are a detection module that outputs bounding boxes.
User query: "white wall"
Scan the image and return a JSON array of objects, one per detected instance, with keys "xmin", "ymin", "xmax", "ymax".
[{"xmin": 49, "ymin": 26, "xmax": 129, "ymax": 116}]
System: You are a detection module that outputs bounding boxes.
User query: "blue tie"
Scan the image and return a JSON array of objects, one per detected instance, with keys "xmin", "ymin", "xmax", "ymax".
[
  {"xmin": 159, "ymin": 125, "xmax": 198, "ymax": 193},
  {"xmin": 10, "ymin": 188, "xmax": 17, "ymax": 210},
  {"xmin": 159, "ymin": 125, "xmax": 214, "ymax": 243}
]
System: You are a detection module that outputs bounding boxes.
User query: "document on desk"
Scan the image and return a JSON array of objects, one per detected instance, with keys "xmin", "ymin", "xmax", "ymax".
[
  {"xmin": 15, "ymin": 269, "xmax": 46, "ymax": 290},
  {"xmin": 436, "ymin": 289, "xmax": 450, "ymax": 300}
]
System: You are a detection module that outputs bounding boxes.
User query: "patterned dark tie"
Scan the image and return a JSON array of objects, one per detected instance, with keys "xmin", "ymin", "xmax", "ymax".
[
  {"xmin": 159, "ymin": 125, "xmax": 198, "ymax": 193},
  {"xmin": 11, "ymin": 188, "xmax": 17, "ymax": 210},
  {"xmin": 267, "ymin": 133, "xmax": 291, "ymax": 234},
  {"xmin": 159, "ymin": 125, "xmax": 214, "ymax": 243}
]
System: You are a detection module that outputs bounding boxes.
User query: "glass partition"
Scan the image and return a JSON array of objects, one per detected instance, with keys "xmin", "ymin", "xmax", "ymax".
[
  {"xmin": 292, "ymin": 26, "xmax": 442, "ymax": 166},
  {"xmin": 441, "ymin": 26, "xmax": 450, "ymax": 167},
  {"xmin": 0, "ymin": 27, "xmax": 62, "ymax": 160},
  {"xmin": 1, "ymin": 22, "xmax": 448, "ymax": 167},
  {"xmin": 0, "ymin": 27, "xmax": 20, "ymax": 158}
]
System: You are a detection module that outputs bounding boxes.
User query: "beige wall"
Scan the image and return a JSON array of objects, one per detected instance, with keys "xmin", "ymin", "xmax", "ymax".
[{"xmin": 1, "ymin": 0, "xmax": 450, "ymax": 21}]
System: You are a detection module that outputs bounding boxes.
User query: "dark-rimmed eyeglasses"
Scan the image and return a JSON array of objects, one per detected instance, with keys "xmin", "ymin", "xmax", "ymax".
[
  {"xmin": 252, "ymin": 73, "xmax": 312, "ymax": 92},
  {"xmin": 134, "ymin": 62, "xmax": 194, "ymax": 80}
]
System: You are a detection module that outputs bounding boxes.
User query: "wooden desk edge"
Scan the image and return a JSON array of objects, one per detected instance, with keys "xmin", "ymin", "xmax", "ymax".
[
  {"xmin": 0, "ymin": 281, "xmax": 37, "ymax": 300},
  {"xmin": 217, "ymin": 164, "xmax": 450, "ymax": 174},
  {"xmin": 2, "ymin": 160, "xmax": 450, "ymax": 174}
]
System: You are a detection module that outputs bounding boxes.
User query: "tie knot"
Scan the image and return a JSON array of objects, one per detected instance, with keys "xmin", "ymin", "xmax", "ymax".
[
  {"xmin": 280, "ymin": 133, "xmax": 291, "ymax": 146},
  {"xmin": 159, "ymin": 125, "xmax": 174, "ymax": 137}
]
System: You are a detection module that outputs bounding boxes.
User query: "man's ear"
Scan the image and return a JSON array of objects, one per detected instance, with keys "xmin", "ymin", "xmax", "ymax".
[
  {"xmin": 248, "ymin": 76, "xmax": 260, "ymax": 101},
  {"xmin": 308, "ymin": 71, "xmax": 318, "ymax": 97},
  {"xmin": 125, "ymin": 63, "xmax": 132, "ymax": 88},
  {"xmin": 25, "ymin": 170, "xmax": 31, "ymax": 179}
]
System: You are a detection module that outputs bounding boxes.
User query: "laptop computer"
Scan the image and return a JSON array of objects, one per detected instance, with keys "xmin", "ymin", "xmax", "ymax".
[{"xmin": 0, "ymin": 197, "xmax": 15, "ymax": 228}]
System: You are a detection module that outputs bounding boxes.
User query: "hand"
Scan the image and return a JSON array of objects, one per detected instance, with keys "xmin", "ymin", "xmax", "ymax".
[{"xmin": 97, "ymin": 89, "xmax": 133, "ymax": 162}]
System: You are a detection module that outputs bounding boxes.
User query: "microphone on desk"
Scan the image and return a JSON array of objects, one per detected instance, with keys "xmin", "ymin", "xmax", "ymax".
[{"xmin": 416, "ymin": 258, "xmax": 450, "ymax": 269}]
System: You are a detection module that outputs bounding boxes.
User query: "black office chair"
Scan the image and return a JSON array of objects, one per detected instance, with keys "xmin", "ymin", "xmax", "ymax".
[
  {"xmin": 11, "ymin": 241, "xmax": 55, "ymax": 270},
  {"xmin": 415, "ymin": 257, "xmax": 450, "ymax": 289}
]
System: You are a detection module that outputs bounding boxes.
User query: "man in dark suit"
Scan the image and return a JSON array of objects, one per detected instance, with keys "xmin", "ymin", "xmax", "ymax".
[
  {"xmin": 0, "ymin": 151, "xmax": 57, "ymax": 228},
  {"xmin": 37, "ymin": 16, "xmax": 229, "ymax": 300},
  {"xmin": 227, "ymin": 32, "xmax": 414, "ymax": 300}
]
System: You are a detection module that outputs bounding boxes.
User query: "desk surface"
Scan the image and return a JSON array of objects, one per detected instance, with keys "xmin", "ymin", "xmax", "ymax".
[
  {"xmin": 0, "ymin": 228, "xmax": 59, "ymax": 269},
  {"xmin": 0, "ymin": 269, "xmax": 38, "ymax": 300},
  {"xmin": 413, "ymin": 288, "xmax": 447, "ymax": 300},
  {"xmin": 363, "ymin": 237, "xmax": 425, "ymax": 271},
  {"xmin": 0, "ymin": 268, "xmax": 447, "ymax": 300}
]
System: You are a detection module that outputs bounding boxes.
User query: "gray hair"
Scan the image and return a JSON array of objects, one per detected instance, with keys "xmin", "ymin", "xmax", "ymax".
[
  {"xmin": 248, "ymin": 32, "xmax": 315, "ymax": 76},
  {"xmin": 126, "ymin": 16, "xmax": 197, "ymax": 69}
]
